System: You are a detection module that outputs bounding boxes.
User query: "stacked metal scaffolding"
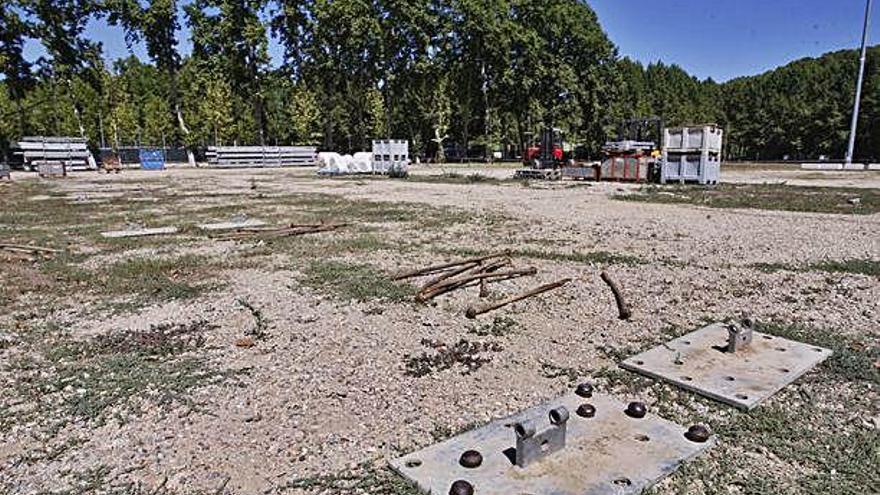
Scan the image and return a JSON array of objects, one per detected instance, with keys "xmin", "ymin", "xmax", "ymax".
[
  {"xmin": 206, "ymin": 146, "xmax": 317, "ymax": 168},
  {"xmin": 14, "ymin": 136, "xmax": 96, "ymax": 173}
]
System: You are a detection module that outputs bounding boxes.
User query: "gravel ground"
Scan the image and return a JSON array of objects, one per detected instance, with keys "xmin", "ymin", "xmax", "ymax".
[{"xmin": 1, "ymin": 165, "xmax": 878, "ymax": 495}]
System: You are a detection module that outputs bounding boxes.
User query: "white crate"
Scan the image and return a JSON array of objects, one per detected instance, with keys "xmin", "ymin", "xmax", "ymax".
[
  {"xmin": 664, "ymin": 126, "xmax": 723, "ymax": 154},
  {"xmin": 661, "ymin": 152, "xmax": 721, "ymax": 185},
  {"xmin": 372, "ymin": 140, "xmax": 409, "ymax": 174}
]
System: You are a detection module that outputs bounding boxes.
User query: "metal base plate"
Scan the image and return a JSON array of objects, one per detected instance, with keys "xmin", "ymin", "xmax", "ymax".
[
  {"xmin": 391, "ymin": 393, "xmax": 712, "ymax": 495},
  {"xmin": 620, "ymin": 323, "xmax": 832, "ymax": 410}
]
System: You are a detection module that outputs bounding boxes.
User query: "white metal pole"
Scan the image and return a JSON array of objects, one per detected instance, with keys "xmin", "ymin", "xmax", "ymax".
[{"xmin": 845, "ymin": 0, "xmax": 873, "ymax": 164}]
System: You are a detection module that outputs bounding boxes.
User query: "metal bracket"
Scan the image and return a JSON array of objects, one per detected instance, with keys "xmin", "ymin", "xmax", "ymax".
[
  {"xmin": 513, "ymin": 406, "xmax": 569, "ymax": 468},
  {"xmin": 726, "ymin": 319, "xmax": 754, "ymax": 353}
]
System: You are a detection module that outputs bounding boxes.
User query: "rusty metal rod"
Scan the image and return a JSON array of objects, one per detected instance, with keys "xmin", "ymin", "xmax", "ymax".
[
  {"xmin": 600, "ymin": 271, "xmax": 632, "ymax": 320},
  {"xmin": 416, "ymin": 267, "xmax": 537, "ymax": 302},
  {"xmin": 419, "ymin": 258, "xmax": 512, "ymax": 300},
  {"xmin": 476, "ymin": 258, "xmax": 512, "ymax": 298},
  {"xmin": 465, "ymin": 278, "xmax": 572, "ymax": 319},
  {"xmin": 417, "ymin": 270, "xmax": 538, "ymax": 302},
  {"xmin": 218, "ymin": 224, "xmax": 346, "ymax": 240},
  {"xmin": 0, "ymin": 243, "xmax": 61, "ymax": 254},
  {"xmin": 419, "ymin": 261, "xmax": 480, "ymax": 293},
  {"xmin": 425, "ymin": 267, "xmax": 538, "ymax": 298},
  {"xmin": 392, "ymin": 252, "xmax": 509, "ymax": 281}
]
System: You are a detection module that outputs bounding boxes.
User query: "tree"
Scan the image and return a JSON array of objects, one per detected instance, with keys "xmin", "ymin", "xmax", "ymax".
[
  {"xmin": 0, "ymin": 1, "xmax": 36, "ymax": 149},
  {"xmin": 290, "ymin": 83, "xmax": 321, "ymax": 145},
  {"xmin": 185, "ymin": 0, "xmax": 270, "ymax": 144}
]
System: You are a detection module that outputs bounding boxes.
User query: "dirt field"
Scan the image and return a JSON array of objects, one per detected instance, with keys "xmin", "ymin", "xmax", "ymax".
[{"xmin": 1, "ymin": 165, "xmax": 878, "ymax": 495}]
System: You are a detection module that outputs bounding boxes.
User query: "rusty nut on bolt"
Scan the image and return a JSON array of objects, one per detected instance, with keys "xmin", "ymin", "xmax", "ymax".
[
  {"xmin": 459, "ymin": 450, "xmax": 483, "ymax": 469},
  {"xmin": 449, "ymin": 479, "xmax": 474, "ymax": 495},
  {"xmin": 685, "ymin": 424, "xmax": 712, "ymax": 443},
  {"xmin": 575, "ymin": 382, "xmax": 594, "ymax": 398},
  {"xmin": 625, "ymin": 401, "xmax": 647, "ymax": 419},
  {"xmin": 576, "ymin": 403, "xmax": 596, "ymax": 418}
]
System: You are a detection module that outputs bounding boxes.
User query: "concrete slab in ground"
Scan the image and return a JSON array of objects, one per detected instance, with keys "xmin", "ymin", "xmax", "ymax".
[
  {"xmin": 620, "ymin": 323, "xmax": 832, "ymax": 410},
  {"xmin": 100, "ymin": 227, "xmax": 179, "ymax": 239},
  {"xmin": 391, "ymin": 392, "xmax": 713, "ymax": 495}
]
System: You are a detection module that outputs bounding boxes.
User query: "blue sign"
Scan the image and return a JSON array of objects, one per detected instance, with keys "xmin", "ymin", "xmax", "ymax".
[{"xmin": 139, "ymin": 149, "xmax": 166, "ymax": 170}]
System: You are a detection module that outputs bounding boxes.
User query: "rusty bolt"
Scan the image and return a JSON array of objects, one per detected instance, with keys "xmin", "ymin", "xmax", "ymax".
[
  {"xmin": 575, "ymin": 382, "xmax": 594, "ymax": 398},
  {"xmin": 685, "ymin": 424, "xmax": 712, "ymax": 443},
  {"xmin": 459, "ymin": 450, "xmax": 483, "ymax": 469},
  {"xmin": 625, "ymin": 401, "xmax": 647, "ymax": 419},
  {"xmin": 576, "ymin": 403, "xmax": 596, "ymax": 418},
  {"xmin": 449, "ymin": 480, "xmax": 474, "ymax": 495}
]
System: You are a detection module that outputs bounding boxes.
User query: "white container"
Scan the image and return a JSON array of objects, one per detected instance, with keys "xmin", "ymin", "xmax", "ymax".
[
  {"xmin": 663, "ymin": 126, "xmax": 723, "ymax": 154},
  {"xmin": 372, "ymin": 139, "xmax": 409, "ymax": 175},
  {"xmin": 661, "ymin": 152, "xmax": 721, "ymax": 185}
]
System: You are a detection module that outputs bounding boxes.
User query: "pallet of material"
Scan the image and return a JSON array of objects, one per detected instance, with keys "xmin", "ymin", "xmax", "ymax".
[
  {"xmin": 15, "ymin": 137, "xmax": 96, "ymax": 171},
  {"xmin": 206, "ymin": 146, "xmax": 317, "ymax": 168}
]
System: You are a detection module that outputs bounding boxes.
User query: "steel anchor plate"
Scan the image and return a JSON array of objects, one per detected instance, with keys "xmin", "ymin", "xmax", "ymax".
[
  {"xmin": 390, "ymin": 393, "xmax": 713, "ymax": 494},
  {"xmin": 620, "ymin": 322, "xmax": 833, "ymax": 411}
]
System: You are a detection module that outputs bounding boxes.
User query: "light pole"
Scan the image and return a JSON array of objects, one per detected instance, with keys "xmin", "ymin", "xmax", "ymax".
[{"xmin": 845, "ymin": 0, "xmax": 874, "ymax": 165}]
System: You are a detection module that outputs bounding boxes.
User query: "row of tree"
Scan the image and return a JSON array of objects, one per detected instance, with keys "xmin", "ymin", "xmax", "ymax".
[{"xmin": 1, "ymin": 0, "xmax": 878, "ymax": 161}]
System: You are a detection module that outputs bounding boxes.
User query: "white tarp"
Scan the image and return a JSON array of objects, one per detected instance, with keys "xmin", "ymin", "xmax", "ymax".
[{"xmin": 318, "ymin": 152, "xmax": 375, "ymax": 175}]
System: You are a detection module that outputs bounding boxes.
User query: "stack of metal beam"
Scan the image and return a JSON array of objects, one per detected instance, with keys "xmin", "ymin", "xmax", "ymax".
[
  {"xmin": 15, "ymin": 136, "xmax": 95, "ymax": 172},
  {"xmin": 206, "ymin": 146, "xmax": 317, "ymax": 168}
]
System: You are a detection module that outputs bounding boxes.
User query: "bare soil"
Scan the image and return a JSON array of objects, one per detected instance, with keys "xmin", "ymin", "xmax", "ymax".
[{"xmin": 1, "ymin": 165, "xmax": 877, "ymax": 495}]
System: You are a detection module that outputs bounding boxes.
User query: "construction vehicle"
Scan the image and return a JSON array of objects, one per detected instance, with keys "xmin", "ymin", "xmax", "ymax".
[
  {"xmin": 515, "ymin": 127, "xmax": 568, "ymax": 180},
  {"xmin": 524, "ymin": 127, "xmax": 565, "ymax": 169}
]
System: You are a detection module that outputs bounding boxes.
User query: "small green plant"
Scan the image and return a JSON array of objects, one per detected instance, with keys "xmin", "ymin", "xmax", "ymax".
[
  {"xmin": 468, "ymin": 316, "xmax": 518, "ymax": 337},
  {"xmin": 4, "ymin": 319, "xmax": 240, "ymax": 432},
  {"xmin": 616, "ymin": 184, "xmax": 880, "ymax": 215},
  {"xmin": 404, "ymin": 339, "xmax": 503, "ymax": 377},
  {"xmin": 752, "ymin": 259, "xmax": 880, "ymax": 276},
  {"xmin": 301, "ymin": 260, "xmax": 414, "ymax": 302},
  {"xmin": 237, "ymin": 299, "xmax": 271, "ymax": 340},
  {"xmin": 282, "ymin": 464, "xmax": 421, "ymax": 494},
  {"xmin": 440, "ymin": 247, "xmax": 644, "ymax": 267}
]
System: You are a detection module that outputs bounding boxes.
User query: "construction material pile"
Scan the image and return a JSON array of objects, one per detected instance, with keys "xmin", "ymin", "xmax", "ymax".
[
  {"xmin": 214, "ymin": 222, "xmax": 347, "ymax": 241},
  {"xmin": 14, "ymin": 136, "xmax": 97, "ymax": 174},
  {"xmin": 206, "ymin": 146, "xmax": 317, "ymax": 168},
  {"xmin": 393, "ymin": 253, "xmax": 570, "ymax": 318},
  {"xmin": 316, "ymin": 152, "xmax": 374, "ymax": 175}
]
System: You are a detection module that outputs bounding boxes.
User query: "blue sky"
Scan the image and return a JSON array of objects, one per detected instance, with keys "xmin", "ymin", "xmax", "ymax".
[{"xmin": 22, "ymin": 0, "xmax": 880, "ymax": 82}]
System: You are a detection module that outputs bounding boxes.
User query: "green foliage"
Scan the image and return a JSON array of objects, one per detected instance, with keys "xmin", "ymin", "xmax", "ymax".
[
  {"xmin": 300, "ymin": 260, "xmax": 414, "ymax": 302},
  {"xmin": 618, "ymin": 183, "xmax": 880, "ymax": 215},
  {"xmin": 3, "ymin": 0, "xmax": 879, "ymax": 162}
]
